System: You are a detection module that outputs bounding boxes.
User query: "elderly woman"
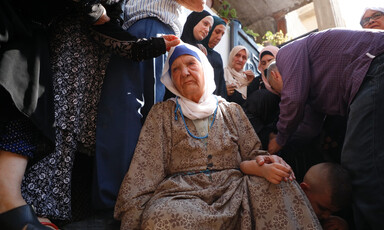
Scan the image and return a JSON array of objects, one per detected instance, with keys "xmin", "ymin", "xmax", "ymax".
[
  {"xmin": 224, "ymin": 45, "xmax": 259, "ymax": 107},
  {"xmin": 360, "ymin": 6, "xmax": 384, "ymax": 29},
  {"xmin": 163, "ymin": 10, "xmax": 213, "ymax": 101},
  {"xmin": 114, "ymin": 43, "xmax": 321, "ymax": 229},
  {"xmin": 200, "ymin": 16, "xmax": 228, "ymax": 99}
]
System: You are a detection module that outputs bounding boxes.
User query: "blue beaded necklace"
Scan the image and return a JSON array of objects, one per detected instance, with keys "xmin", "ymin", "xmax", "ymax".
[{"xmin": 174, "ymin": 96, "xmax": 218, "ymax": 139}]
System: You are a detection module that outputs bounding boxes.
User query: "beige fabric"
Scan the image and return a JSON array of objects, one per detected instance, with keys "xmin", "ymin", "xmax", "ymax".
[{"xmin": 114, "ymin": 100, "xmax": 321, "ymax": 230}]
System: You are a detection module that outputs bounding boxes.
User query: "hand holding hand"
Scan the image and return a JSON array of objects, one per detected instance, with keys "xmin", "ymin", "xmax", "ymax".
[
  {"xmin": 255, "ymin": 155, "xmax": 295, "ymax": 181},
  {"xmin": 262, "ymin": 162, "xmax": 293, "ymax": 184}
]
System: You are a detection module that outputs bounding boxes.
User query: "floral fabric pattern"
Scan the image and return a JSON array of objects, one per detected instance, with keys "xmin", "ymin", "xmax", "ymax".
[
  {"xmin": 21, "ymin": 15, "xmax": 109, "ymax": 219},
  {"xmin": 115, "ymin": 100, "xmax": 321, "ymax": 229}
]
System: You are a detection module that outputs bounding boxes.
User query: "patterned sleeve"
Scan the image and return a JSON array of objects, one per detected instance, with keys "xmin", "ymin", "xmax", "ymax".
[
  {"xmin": 227, "ymin": 103, "xmax": 268, "ymax": 160},
  {"xmin": 90, "ymin": 23, "xmax": 166, "ymax": 61},
  {"xmin": 114, "ymin": 102, "xmax": 169, "ymax": 229}
]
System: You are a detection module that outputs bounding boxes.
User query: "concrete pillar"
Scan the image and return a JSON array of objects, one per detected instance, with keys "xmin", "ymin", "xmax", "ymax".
[
  {"xmin": 273, "ymin": 11, "xmax": 287, "ymax": 34},
  {"xmin": 313, "ymin": 0, "xmax": 345, "ymax": 30}
]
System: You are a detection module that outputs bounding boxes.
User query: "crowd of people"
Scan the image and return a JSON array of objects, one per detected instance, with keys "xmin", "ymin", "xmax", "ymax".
[{"xmin": 0, "ymin": 1, "xmax": 383, "ymax": 229}]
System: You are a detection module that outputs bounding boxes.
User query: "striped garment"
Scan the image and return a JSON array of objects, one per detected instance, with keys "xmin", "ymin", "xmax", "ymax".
[{"xmin": 123, "ymin": 0, "xmax": 183, "ymax": 36}]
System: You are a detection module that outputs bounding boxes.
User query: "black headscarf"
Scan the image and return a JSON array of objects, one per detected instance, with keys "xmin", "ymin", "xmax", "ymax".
[
  {"xmin": 200, "ymin": 16, "xmax": 226, "ymax": 52},
  {"xmin": 180, "ymin": 10, "xmax": 211, "ymax": 47}
]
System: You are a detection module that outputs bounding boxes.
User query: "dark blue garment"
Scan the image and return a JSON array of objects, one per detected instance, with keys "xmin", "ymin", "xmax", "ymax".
[
  {"xmin": 341, "ymin": 53, "xmax": 384, "ymax": 230},
  {"xmin": 206, "ymin": 50, "xmax": 227, "ymax": 99},
  {"xmin": 92, "ymin": 18, "xmax": 174, "ymax": 210},
  {"xmin": 0, "ymin": 116, "xmax": 37, "ymax": 158}
]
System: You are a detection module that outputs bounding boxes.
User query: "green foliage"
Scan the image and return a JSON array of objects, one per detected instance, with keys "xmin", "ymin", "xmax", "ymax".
[
  {"xmin": 243, "ymin": 27, "xmax": 260, "ymax": 42},
  {"xmin": 261, "ymin": 30, "xmax": 291, "ymax": 46},
  {"xmin": 217, "ymin": 0, "xmax": 238, "ymax": 20}
]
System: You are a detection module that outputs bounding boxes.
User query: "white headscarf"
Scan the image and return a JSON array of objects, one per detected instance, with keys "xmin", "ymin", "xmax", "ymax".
[
  {"xmin": 161, "ymin": 43, "xmax": 221, "ymax": 120},
  {"xmin": 224, "ymin": 45, "xmax": 249, "ymax": 99},
  {"xmin": 360, "ymin": 6, "xmax": 384, "ymax": 23}
]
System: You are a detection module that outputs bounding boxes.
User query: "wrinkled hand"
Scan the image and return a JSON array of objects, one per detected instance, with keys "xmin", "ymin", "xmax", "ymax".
[
  {"xmin": 93, "ymin": 10, "xmax": 110, "ymax": 25},
  {"xmin": 226, "ymin": 84, "xmax": 237, "ymax": 96},
  {"xmin": 322, "ymin": 216, "xmax": 349, "ymax": 230},
  {"xmin": 163, "ymin": 35, "xmax": 181, "ymax": 51},
  {"xmin": 268, "ymin": 137, "xmax": 282, "ymax": 154},
  {"xmin": 262, "ymin": 162, "xmax": 293, "ymax": 184},
  {"xmin": 255, "ymin": 155, "xmax": 295, "ymax": 181}
]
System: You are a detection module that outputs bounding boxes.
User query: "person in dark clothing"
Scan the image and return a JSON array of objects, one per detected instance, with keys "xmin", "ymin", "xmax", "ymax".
[
  {"xmin": 243, "ymin": 45, "xmax": 280, "ymax": 150},
  {"xmin": 200, "ymin": 16, "xmax": 227, "ymax": 99},
  {"xmin": 266, "ymin": 28, "xmax": 384, "ymax": 230},
  {"xmin": 0, "ymin": 0, "xmax": 180, "ymax": 228},
  {"xmin": 180, "ymin": 10, "xmax": 213, "ymax": 48}
]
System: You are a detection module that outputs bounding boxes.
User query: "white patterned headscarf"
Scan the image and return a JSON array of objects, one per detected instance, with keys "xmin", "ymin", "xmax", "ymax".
[
  {"xmin": 360, "ymin": 6, "xmax": 384, "ymax": 25},
  {"xmin": 224, "ymin": 45, "xmax": 249, "ymax": 99},
  {"xmin": 161, "ymin": 43, "xmax": 221, "ymax": 120}
]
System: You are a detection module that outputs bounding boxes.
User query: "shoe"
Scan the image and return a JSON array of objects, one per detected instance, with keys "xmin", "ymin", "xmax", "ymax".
[
  {"xmin": 40, "ymin": 221, "xmax": 59, "ymax": 230},
  {"xmin": 0, "ymin": 204, "xmax": 51, "ymax": 230}
]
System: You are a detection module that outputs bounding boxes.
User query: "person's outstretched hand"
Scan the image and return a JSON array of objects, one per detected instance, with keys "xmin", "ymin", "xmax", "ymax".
[{"xmin": 163, "ymin": 35, "xmax": 181, "ymax": 51}]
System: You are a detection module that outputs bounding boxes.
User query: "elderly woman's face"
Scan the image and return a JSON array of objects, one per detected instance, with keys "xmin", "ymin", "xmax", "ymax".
[
  {"xmin": 361, "ymin": 9, "xmax": 384, "ymax": 29},
  {"xmin": 232, "ymin": 49, "xmax": 248, "ymax": 72},
  {"xmin": 171, "ymin": 55, "xmax": 205, "ymax": 103},
  {"xmin": 193, "ymin": 16, "xmax": 213, "ymax": 41}
]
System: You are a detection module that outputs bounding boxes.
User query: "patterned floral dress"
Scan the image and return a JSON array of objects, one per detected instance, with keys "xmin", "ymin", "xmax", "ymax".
[
  {"xmin": 114, "ymin": 100, "xmax": 322, "ymax": 229},
  {"xmin": 20, "ymin": 14, "xmax": 110, "ymax": 220},
  {"xmin": 20, "ymin": 12, "xmax": 166, "ymax": 220}
]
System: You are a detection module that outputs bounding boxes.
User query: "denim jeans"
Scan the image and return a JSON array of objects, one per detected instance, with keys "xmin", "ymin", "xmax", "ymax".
[{"xmin": 341, "ymin": 53, "xmax": 384, "ymax": 230}]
